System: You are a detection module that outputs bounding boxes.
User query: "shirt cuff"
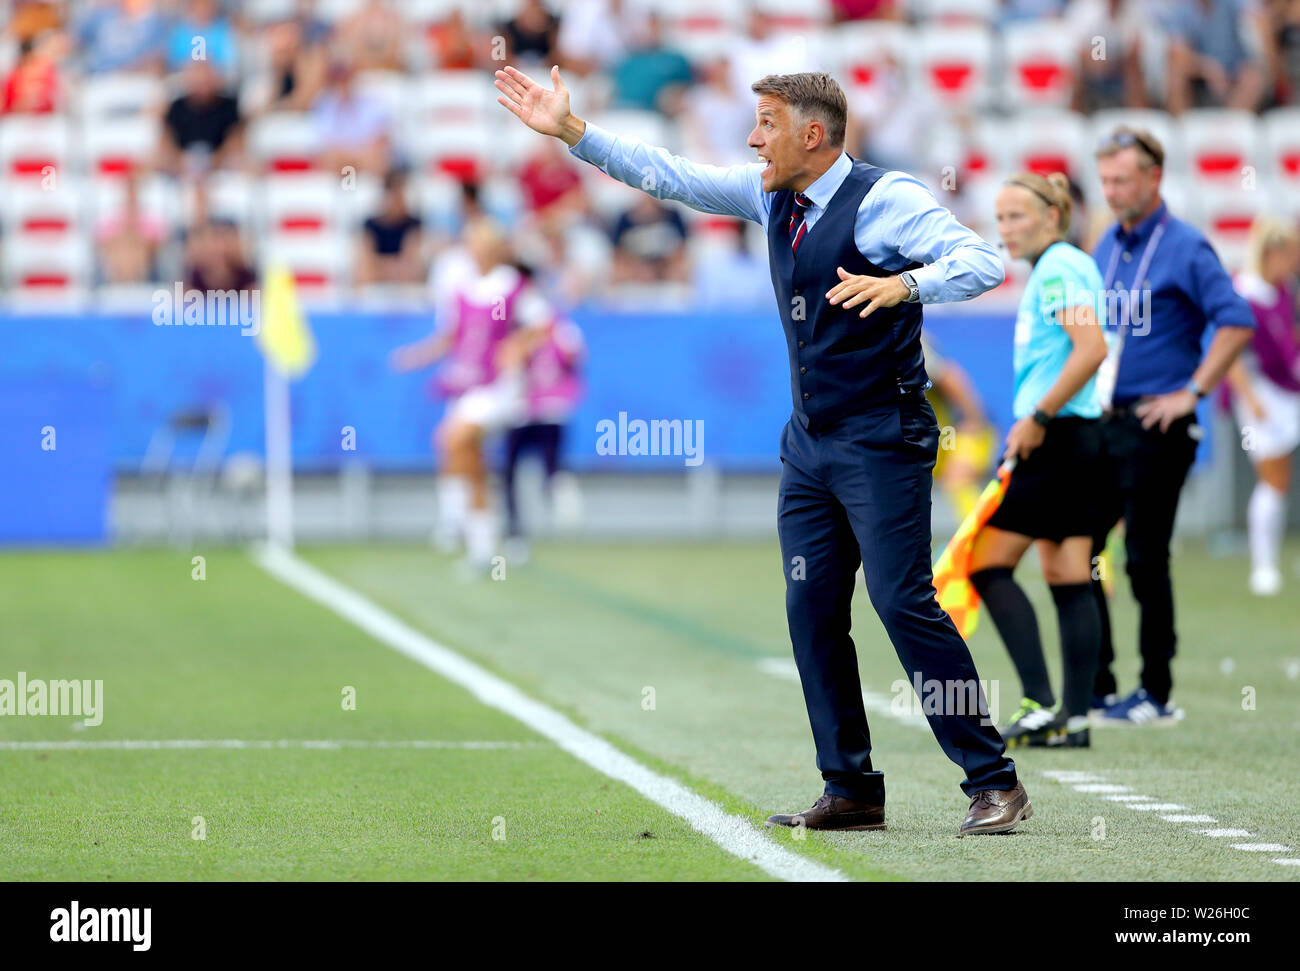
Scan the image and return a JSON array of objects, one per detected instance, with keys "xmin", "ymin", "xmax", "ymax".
[
  {"xmin": 908, "ymin": 263, "xmax": 945, "ymax": 304},
  {"xmin": 568, "ymin": 121, "xmax": 615, "ymax": 165}
]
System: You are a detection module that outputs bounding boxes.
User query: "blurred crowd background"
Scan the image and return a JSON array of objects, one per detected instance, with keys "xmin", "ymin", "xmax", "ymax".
[{"xmin": 3, "ymin": 0, "xmax": 1300, "ymax": 311}]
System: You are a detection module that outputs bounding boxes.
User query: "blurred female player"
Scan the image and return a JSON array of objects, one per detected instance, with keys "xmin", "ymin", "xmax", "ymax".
[
  {"xmin": 1222, "ymin": 217, "xmax": 1300, "ymax": 596},
  {"xmin": 390, "ymin": 217, "xmax": 553, "ymax": 572},
  {"xmin": 969, "ymin": 172, "xmax": 1110, "ymax": 748}
]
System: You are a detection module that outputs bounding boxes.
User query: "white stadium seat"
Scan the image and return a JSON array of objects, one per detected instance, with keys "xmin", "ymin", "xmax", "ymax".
[
  {"xmin": 1003, "ymin": 110, "xmax": 1091, "ymax": 182},
  {"xmin": 913, "ymin": 24, "xmax": 994, "ymax": 110},
  {"xmin": 1261, "ymin": 107, "xmax": 1300, "ymax": 190},
  {"xmin": 0, "ymin": 115, "xmax": 74, "ymax": 180},
  {"xmin": 1178, "ymin": 109, "xmax": 1262, "ymax": 188},
  {"xmin": 1188, "ymin": 184, "xmax": 1266, "ymax": 272},
  {"xmin": 248, "ymin": 112, "xmax": 322, "ymax": 173},
  {"xmin": 82, "ymin": 115, "xmax": 160, "ymax": 177},
  {"xmin": 77, "ymin": 73, "xmax": 166, "ymax": 121},
  {"xmin": 1001, "ymin": 21, "xmax": 1077, "ymax": 110}
]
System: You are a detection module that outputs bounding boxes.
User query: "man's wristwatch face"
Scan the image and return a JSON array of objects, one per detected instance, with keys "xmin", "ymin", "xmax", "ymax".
[{"xmin": 900, "ymin": 272, "xmax": 920, "ymax": 302}]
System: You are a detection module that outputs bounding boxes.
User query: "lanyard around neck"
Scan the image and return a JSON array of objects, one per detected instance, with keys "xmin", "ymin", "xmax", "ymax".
[{"xmin": 1103, "ymin": 214, "xmax": 1169, "ymax": 336}]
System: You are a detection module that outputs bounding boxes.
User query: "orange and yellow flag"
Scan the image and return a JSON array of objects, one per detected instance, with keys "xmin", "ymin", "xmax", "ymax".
[{"xmin": 932, "ymin": 459, "xmax": 1015, "ymax": 640}]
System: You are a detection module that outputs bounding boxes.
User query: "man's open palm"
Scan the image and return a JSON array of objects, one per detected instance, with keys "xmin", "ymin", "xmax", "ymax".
[{"xmin": 494, "ymin": 65, "xmax": 572, "ymax": 139}]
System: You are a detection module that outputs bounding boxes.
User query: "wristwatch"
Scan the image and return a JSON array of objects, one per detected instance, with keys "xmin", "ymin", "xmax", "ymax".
[
  {"xmin": 899, "ymin": 271, "xmax": 920, "ymax": 303},
  {"xmin": 1184, "ymin": 378, "xmax": 1207, "ymax": 400},
  {"xmin": 1031, "ymin": 408, "xmax": 1053, "ymax": 428}
]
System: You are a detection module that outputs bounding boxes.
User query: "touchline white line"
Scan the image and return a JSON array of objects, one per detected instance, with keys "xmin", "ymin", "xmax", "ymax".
[
  {"xmin": 0, "ymin": 739, "xmax": 546, "ymax": 751},
  {"xmin": 1042, "ymin": 772, "xmax": 1294, "ymax": 868},
  {"xmin": 756, "ymin": 657, "xmax": 930, "ymax": 730},
  {"xmin": 253, "ymin": 544, "xmax": 848, "ymax": 883}
]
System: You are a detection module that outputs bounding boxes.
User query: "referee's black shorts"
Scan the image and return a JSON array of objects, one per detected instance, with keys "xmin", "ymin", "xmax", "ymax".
[{"xmin": 985, "ymin": 416, "xmax": 1106, "ymax": 543}]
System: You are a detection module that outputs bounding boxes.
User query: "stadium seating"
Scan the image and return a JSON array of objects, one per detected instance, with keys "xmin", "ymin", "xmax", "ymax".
[{"xmin": 913, "ymin": 24, "xmax": 995, "ymax": 110}]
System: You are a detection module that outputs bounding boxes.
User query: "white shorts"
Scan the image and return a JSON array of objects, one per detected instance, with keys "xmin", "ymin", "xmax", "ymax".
[
  {"xmin": 1234, "ymin": 373, "xmax": 1300, "ymax": 461},
  {"xmin": 448, "ymin": 377, "xmax": 525, "ymax": 435}
]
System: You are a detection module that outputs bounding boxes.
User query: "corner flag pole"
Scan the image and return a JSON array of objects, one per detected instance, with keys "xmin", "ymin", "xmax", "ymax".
[{"xmin": 255, "ymin": 265, "xmax": 317, "ymax": 551}]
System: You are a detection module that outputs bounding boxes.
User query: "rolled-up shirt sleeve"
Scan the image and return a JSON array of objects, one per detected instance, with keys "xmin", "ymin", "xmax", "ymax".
[
  {"xmin": 857, "ymin": 171, "xmax": 1005, "ymax": 304},
  {"xmin": 568, "ymin": 121, "xmax": 768, "ymax": 226}
]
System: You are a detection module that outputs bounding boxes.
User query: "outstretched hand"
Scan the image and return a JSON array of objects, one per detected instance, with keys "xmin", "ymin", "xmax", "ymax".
[{"xmin": 494, "ymin": 65, "xmax": 583, "ymax": 145}]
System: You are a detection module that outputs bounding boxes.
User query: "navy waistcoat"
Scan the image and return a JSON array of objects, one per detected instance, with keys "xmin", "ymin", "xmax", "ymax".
[{"xmin": 766, "ymin": 159, "xmax": 927, "ymax": 430}]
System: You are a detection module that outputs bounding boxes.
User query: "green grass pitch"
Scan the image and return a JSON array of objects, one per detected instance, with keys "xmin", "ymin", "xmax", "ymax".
[{"xmin": 2, "ymin": 538, "xmax": 1297, "ymax": 881}]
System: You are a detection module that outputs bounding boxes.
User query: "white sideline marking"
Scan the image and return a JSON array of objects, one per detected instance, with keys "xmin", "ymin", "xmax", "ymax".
[
  {"xmin": 0, "ymin": 739, "xmax": 544, "ymax": 751},
  {"xmin": 757, "ymin": 658, "xmax": 928, "ymax": 730},
  {"xmin": 1044, "ymin": 772, "xmax": 1296, "ymax": 868},
  {"xmin": 1229, "ymin": 843, "xmax": 1292, "ymax": 853},
  {"xmin": 254, "ymin": 544, "xmax": 847, "ymax": 883},
  {"xmin": 1072, "ymin": 784, "xmax": 1130, "ymax": 793}
]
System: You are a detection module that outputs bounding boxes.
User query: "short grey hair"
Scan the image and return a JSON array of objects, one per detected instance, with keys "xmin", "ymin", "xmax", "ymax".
[{"xmin": 751, "ymin": 72, "xmax": 847, "ymax": 149}]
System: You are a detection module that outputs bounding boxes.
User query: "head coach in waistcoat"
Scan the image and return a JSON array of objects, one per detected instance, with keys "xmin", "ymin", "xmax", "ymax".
[{"xmin": 495, "ymin": 64, "xmax": 1032, "ymax": 836}]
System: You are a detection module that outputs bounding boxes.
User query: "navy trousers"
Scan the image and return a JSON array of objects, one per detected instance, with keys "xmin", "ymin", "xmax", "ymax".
[{"xmin": 777, "ymin": 391, "xmax": 1018, "ymax": 800}]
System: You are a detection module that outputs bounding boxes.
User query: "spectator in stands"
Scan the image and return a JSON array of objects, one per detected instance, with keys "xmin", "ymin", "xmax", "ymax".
[
  {"xmin": 557, "ymin": 0, "xmax": 650, "ymax": 76},
  {"xmin": 610, "ymin": 14, "xmax": 693, "ymax": 114},
  {"xmin": 7, "ymin": 1, "xmax": 62, "ymax": 46},
  {"xmin": 497, "ymin": 0, "xmax": 560, "ymax": 66},
  {"xmin": 1068, "ymin": 0, "xmax": 1149, "ymax": 111},
  {"xmin": 610, "ymin": 194, "xmax": 689, "ymax": 284},
  {"xmin": 336, "ymin": 0, "xmax": 406, "ymax": 73},
  {"xmin": 184, "ymin": 217, "xmax": 254, "ymax": 293},
  {"xmin": 680, "ymin": 56, "xmax": 755, "ymax": 166},
  {"xmin": 518, "ymin": 137, "xmax": 587, "ymax": 235},
  {"xmin": 248, "ymin": 15, "xmax": 328, "ymax": 114},
  {"xmin": 2, "ymin": 30, "xmax": 66, "ymax": 113},
  {"xmin": 165, "ymin": 0, "xmax": 238, "ymax": 79},
  {"xmin": 1167, "ymin": 0, "xmax": 1269, "ymax": 112},
  {"xmin": 428, "ymin": 8, "xmax": 479, "ymax": 70},
  {"xmin": 1000, "ymin": 0, "xmax": 1071, "ymax": 24},
  {"xmin": 830, "ymin": 0, "xmax": 904, "ymax": 20},
  {"xmin": 1263, "ymin": 0, "xmax": 1300, "ymax": 104},
  {"xmin": 728, "ymin": 9, "xmax": 818, "ymax": 102},
  {"xmin": 159, "ymin": 59, "xmax": 244, "ymax": 176},
  {"xmin": 313, "ymin": 58, "xmax": 392, "ymax": 176},
  {"xmin": 95, "ymin": 167, "xmax": 164, "ymax": 285},
  {"xmin": 74, "ymin": 0, "xmax": 166, "ymax": 75},
  {"xmin": 692, "ymin": 220, "xmax": 769, "ymax": 308},
  {"xmin": 356, "ymin": 169, "xmax": 425, "ymax": 286}
]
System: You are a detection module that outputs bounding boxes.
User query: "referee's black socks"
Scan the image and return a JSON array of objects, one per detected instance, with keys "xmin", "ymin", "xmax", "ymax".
[
  {"xmin": 970, "ymin": 567, "xmax": 1055, "ymax": 709},
  {"xmin": 1049, "ymin": 582, "xmax": 1102, "ymax": 720}
]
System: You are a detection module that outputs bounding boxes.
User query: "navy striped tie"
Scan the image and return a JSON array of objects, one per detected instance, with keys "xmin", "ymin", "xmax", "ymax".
[{"xmin": 788, "ymin": 192, "xmax": 812, "ymax": 254}]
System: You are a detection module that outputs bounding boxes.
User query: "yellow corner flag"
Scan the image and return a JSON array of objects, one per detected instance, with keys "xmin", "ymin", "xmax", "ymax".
[
  {"xmin": 256, "ymin": 265, "xmax": 316, "ymax": 379},
  {"xmin": 932, "ymin": 459, "xmax": 1016, "ymax": 640}
]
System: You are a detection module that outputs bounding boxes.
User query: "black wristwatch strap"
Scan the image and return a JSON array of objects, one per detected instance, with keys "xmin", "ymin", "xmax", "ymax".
[{"xmin": 1031, "ymin": 408, "xmax": 1053, "ymax": 428}]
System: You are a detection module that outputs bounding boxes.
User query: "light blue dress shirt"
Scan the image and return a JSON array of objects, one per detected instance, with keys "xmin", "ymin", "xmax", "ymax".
[{"xmin": 568, "ymin": 122, "xmax": 1005, "ymax": 304}]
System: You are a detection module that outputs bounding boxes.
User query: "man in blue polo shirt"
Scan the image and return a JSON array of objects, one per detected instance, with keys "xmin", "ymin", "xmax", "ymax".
[
  {"xmin": 495, "ymin": 64, "xmax": 1032, "ymax": 835},
  {"xmin": 1091, "ymin": 127, "xmax": 1254, "ymax": 724}
]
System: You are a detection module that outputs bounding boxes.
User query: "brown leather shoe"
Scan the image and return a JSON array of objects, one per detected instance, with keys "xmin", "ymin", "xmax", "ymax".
[
  {"xmin": 765, "ymin": 793, "xmax": 886, "ymax": 831},
  {"xmin": 958, "ymin": 781, "xmax": 1032, "ymax": 836}
]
